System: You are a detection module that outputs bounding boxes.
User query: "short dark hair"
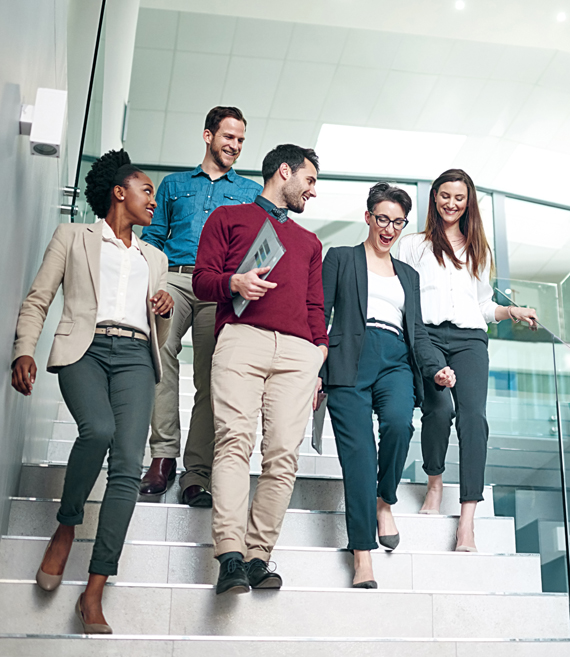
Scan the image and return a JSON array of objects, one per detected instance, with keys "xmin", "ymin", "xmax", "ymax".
[
  {"xmin": 85, "ymin": 149, "xmax": 143, "ymax": 219},
  {"xmin": 367, "ymin": 182, "xmax": 412, "ymax": 217},
  {"xmin": 204, "ymin": 106, "xmax": 246, "ymax": 135},
  {"xmin": 261, "ymin": 144, "xmax": 320, "ymax": 183}
]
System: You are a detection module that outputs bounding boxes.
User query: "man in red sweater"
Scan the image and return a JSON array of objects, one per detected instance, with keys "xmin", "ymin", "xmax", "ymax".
[{"xmin": 193, "ymin": 144, "xmax": 328, "ymax": 594}]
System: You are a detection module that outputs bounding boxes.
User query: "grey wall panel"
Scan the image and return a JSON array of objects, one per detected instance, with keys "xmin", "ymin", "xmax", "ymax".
[{"xmin": 0, "ymin": 0, "xmax": 69, "ymax": 535}]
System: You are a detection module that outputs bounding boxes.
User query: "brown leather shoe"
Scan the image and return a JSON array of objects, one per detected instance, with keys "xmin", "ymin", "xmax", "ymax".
[
  {"xmin": 139, "ymin": 458, "xmax": 177, "ymax": 496},
  {"xmin": 181, "ymin": 485, "xmax": 212, "ymax": 508}
]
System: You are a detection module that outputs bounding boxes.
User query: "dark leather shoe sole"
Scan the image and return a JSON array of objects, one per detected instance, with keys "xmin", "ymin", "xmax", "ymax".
[
  {"xmin": 251, "ymin": 574, "xmax": 282, "ymax": 589},
  {"xmin": 216, "ymin": 580, "xmax": 250, "ymax": 595}
]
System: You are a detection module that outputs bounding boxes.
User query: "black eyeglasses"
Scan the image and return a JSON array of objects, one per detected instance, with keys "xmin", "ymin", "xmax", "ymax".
[{"xmin": 369, "ymin": 212, "xmax": 409, "ymax": 231}]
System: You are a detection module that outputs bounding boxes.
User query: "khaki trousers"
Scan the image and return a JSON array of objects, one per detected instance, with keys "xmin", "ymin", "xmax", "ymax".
[
  {"xmin": 210, "ymin": 324, "xmax": 324, "ymax": 561},
  {"xmin": 149, "ymin": 270, "xmax": 216, "ymax": 491}
]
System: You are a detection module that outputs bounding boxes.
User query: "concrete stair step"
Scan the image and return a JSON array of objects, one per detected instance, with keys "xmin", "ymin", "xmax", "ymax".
[
  {"xmin": 17, "ymin": 464, "xmax": 496, "ymax": 516},
  {"xmin": 0, "ymin": 536, "xmax": 542, "ymax": 593},
  {"xmin": 0, "ymin": 581, "xmax": 567, "ymax": 639},
  {"xmin": 7, "ymin": 499, "xmax": 516, "ymax": 553},
  {"xmin": 2, "ymin": 636, "xmax": 570, "ymax": 657}
]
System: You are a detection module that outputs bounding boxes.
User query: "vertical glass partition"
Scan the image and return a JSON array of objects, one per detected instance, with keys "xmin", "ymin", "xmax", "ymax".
[
  {"xmin": 552, "ymin": 339, "xmax": 570, "ymax": 593},
  {"xmin": 71, "ymin": 9, "xmax": 107, "ymax": 224}
]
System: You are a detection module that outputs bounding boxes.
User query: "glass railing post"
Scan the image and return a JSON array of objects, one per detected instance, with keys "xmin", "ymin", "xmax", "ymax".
[{"xmin": 551, "ymin": 336, "xmax": 570, "ymax": 610}]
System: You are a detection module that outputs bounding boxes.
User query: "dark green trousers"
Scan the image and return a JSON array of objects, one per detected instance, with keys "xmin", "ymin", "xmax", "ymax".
[{"xmin": 56, "ymin": 335, "xmax": 156, "ymax": 576}]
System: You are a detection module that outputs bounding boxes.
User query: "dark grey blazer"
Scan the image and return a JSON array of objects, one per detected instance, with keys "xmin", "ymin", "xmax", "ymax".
[{"xmin": 319, "ymin": 243, "xmax": 442, "ymax": 406}]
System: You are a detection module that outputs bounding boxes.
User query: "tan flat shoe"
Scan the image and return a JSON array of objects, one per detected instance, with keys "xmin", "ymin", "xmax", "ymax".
[
  {"xmin": 36, "ymin": 536, "xmax": 63, "ymax": 591},
  {"xmin": 455, "ymin": 530, "xmax": 477, "ymax": 553},
  {"xmin": 75, "ymin": 594, "xmax": 113, "ymax": 634},
  {"xmin": 455, "ymin": 544, "xmax": 478, "ymax": 553},
  {"xmin": 419, "ymin": 509, "xmax": 440, "ymax": 515}
]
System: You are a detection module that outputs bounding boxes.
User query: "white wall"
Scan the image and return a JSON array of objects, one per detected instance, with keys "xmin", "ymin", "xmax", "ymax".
[
  {"xmin": 101, "ymin": 0, "xmax": 140, "ymax": 152},
  {"xmin": 0, "ymin": 0, "xmax": 69, "ymax": 535},
  {"xmin": 67, "ymin": 0, "xmax": 105, "ymax": 185}
]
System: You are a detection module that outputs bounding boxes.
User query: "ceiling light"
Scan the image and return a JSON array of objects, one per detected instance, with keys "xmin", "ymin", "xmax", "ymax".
[
  {"xmin": 455, "ymin": 1, "xmax": 466, "ymax": 9},
  {"xmin": 556, "ymin": 11, "xmax": 567, "ymax": 21},
  {"xmin": 315, "ymin": 124, "xmax": 467, "ymax": 181}
]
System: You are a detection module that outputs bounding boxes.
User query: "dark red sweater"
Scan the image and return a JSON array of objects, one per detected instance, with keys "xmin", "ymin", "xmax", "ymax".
[{"xmin": 193, "ymin": 202, "xmax": 328, "ymax": 347}]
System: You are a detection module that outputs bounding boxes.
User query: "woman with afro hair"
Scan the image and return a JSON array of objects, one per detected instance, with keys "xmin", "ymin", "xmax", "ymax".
[{"xmin": 11, "ymin": 149, "xmax": 173, "ymax": 633}]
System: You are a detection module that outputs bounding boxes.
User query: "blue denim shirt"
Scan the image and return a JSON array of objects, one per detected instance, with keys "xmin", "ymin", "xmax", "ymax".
[{"xmin": 141, "ymin": 166, "xmax": 262, "ymax": 266}]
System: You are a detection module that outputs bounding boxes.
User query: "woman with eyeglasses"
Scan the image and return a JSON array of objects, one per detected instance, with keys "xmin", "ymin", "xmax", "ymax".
[
  {"xmin": 317, "ymin": 182, "xmax": 455, "ymax": 588},
  {"xmin": 398, "ymin": 169, "xmax": 537, "ymax": 551}
]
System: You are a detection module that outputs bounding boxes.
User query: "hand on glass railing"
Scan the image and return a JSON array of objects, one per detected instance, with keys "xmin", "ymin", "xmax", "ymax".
[
  {"xmin": 495, "ymin": 305, "xmax": 539, "ymax": 331},
  {"xmin": 434, "ymin": 366, "xmax": 455, "ymax": 388},
  {"xmin": 508, "ymin": 306, "xmax": 538, "ymax": 331}
]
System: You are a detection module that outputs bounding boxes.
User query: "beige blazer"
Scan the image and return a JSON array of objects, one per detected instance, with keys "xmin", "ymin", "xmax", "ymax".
[{"xmin": 12, "ymin": 220, "xmax": 171, "ymax": 382}]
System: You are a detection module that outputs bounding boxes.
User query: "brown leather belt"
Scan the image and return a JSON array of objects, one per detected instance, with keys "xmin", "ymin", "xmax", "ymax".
[
  {"xmin": 168, "ymin": 265, "xmax": 194, "ymax": 274},
  {"xmin": 94, "ymin": 326, "xmax": 149, "ymax": 341}
]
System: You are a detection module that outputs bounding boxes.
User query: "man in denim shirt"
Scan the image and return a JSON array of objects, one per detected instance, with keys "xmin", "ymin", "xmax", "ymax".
[{"xmin": 140, "ymin": 107, "xmax": 262, "ymax": 505}]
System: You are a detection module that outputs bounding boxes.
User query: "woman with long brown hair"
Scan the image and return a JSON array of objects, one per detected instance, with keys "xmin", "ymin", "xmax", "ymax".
[{"xmin": 398, "ymin": 169, "xmax": 537, "ymax": 551}]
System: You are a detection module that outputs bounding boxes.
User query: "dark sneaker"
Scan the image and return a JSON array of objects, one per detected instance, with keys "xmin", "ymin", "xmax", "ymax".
[
  {"xmin": 245, "ymin": 559, "xmax": 283, "ymax": 589},
  {"xmin": 216, "ymin": 558, "xmax": 250, "ymax": 595}
]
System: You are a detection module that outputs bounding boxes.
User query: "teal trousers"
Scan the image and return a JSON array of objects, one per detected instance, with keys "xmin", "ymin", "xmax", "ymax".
[{"xmin": 325, "ymin": 327, "xmax": 415, "ymax": 551}]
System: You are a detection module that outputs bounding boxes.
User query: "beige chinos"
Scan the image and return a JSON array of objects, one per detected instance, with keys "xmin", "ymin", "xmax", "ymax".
[
  {"xmin": 149, "ymin": 269, "xmax": 216, "ymax": 492},
  {"xmin": 210, "ymin": 323, "xmax": 324, "ymax": 561}
]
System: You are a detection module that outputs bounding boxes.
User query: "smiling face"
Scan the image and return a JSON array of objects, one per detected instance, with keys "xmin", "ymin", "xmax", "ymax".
[
  {"xmin": 365, "ymin": 200, "xmax": 407, "ymax": 255},
  {"xmin": 434, "ymin": 180, "xmax": 468, "ymax": 227},
  {"xmin": 118, "ymin": 173, "xmax": 157, "ymax": 227},
  {"xmin": 282, "ymin": 159, "xmax": 318, "ymax": 214},
  {"xmin": 204, "ymin": 117, "xmax": 246, "ymax": 171}
]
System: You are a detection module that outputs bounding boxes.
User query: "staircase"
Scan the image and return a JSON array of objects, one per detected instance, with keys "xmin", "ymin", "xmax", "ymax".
[{"xmin": 1, "ymin": 364, "xmax": 569, "ymax": 655}]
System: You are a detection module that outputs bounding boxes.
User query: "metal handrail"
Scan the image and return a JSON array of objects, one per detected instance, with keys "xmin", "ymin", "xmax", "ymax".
[
  {"xmin": 135, "ymin": 163, "xmax": 570, "ymax": 213},
  {"xmin": 495, "ymin": 287, "xmax": 570, "ymax": 604},
  {"xmin": 494, "ymin": 287, "xmax": 570, "ymax": 348}
]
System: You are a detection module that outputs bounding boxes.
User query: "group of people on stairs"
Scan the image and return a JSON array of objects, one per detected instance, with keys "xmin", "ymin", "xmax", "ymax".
[{"xmin": 10, "ymin": 106, "xmax": 537, "ymax": 632}]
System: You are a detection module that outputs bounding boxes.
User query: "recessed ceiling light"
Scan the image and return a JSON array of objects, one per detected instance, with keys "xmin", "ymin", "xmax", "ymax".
[
  {"xmin": 455, "ymin": 1, "xmax": 466, "ymax": 9},
  {"xmin": 557, "ymin": 11, "xmax": 567, "ymax": 21}
]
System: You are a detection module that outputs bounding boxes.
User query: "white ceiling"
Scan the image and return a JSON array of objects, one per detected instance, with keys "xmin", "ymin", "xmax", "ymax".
[
  {"xmin": 125, "ymin": 8, "xmax": 570, "ymax": 198},
  {"xmin": 124, "ymin": 5, "xmax": 570, "ymax": 283},
  {"xmin": 140, "ymin": 0, "xmax": 570, "ymax": 53}
]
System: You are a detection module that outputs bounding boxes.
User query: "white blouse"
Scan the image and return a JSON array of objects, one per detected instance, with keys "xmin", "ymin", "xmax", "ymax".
[
  {"xmin": 397, "ymin": 233, "xmax": 498, "ymax": 331},
  {"xmin": 96, "ymin": 220, "xmax": 151, "ymax": 336},
  {"xmin": 367, "ymin": 271, "xmax": 405, "ymax": 330}
]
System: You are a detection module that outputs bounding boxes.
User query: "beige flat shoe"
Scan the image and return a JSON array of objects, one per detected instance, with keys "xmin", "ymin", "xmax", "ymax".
[
  {"xmin": 455, "ymin": 530, "xmax": 477, "ymax": 553},
  {"xmin": 419, "ymin": 509, "xmax": 440, "ymax": 515},
  {"xmin": 36, "ymin": 537, "xmax": 64, "ymax": 591},
  {"xmin": 455, "ymin": 544, "xmax": 478, "ymax": 553},
  {"xmin": 75, "ymin": 594, "xmax": 113, "ymax": 634}
]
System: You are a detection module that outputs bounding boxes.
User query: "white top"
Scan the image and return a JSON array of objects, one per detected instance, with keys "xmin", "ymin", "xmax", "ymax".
[
  {"xmin": 397, "ymin": 233, "xmax": 498, "ymax": 330},
  {"xmin": 367, "ymin": 270, "xmax": 405, "ymax": 330},
  {"xmin": 96, "ymin": 220, "xmax": 151, "ymax": 336}
]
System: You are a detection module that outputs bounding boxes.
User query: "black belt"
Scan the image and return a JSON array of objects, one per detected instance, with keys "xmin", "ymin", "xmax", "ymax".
[{"xmin": 168, "ymin": 265, "xmax": 194, "ymax": 274}]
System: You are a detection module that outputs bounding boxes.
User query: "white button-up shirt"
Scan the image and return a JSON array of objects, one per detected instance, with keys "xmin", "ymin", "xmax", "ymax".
[
  {"xmin": 397, "ymin": 233, "xmax": 498, "ymax": 330},
  {"xmin": 96, "ymin": 220, "xmax": 150, "ymax": 336}
]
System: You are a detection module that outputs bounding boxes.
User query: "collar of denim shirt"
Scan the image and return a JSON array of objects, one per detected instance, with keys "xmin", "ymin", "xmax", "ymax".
[{"xmin": 190, "ymin": 164, "xmax": 237, "ymax": 183}]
